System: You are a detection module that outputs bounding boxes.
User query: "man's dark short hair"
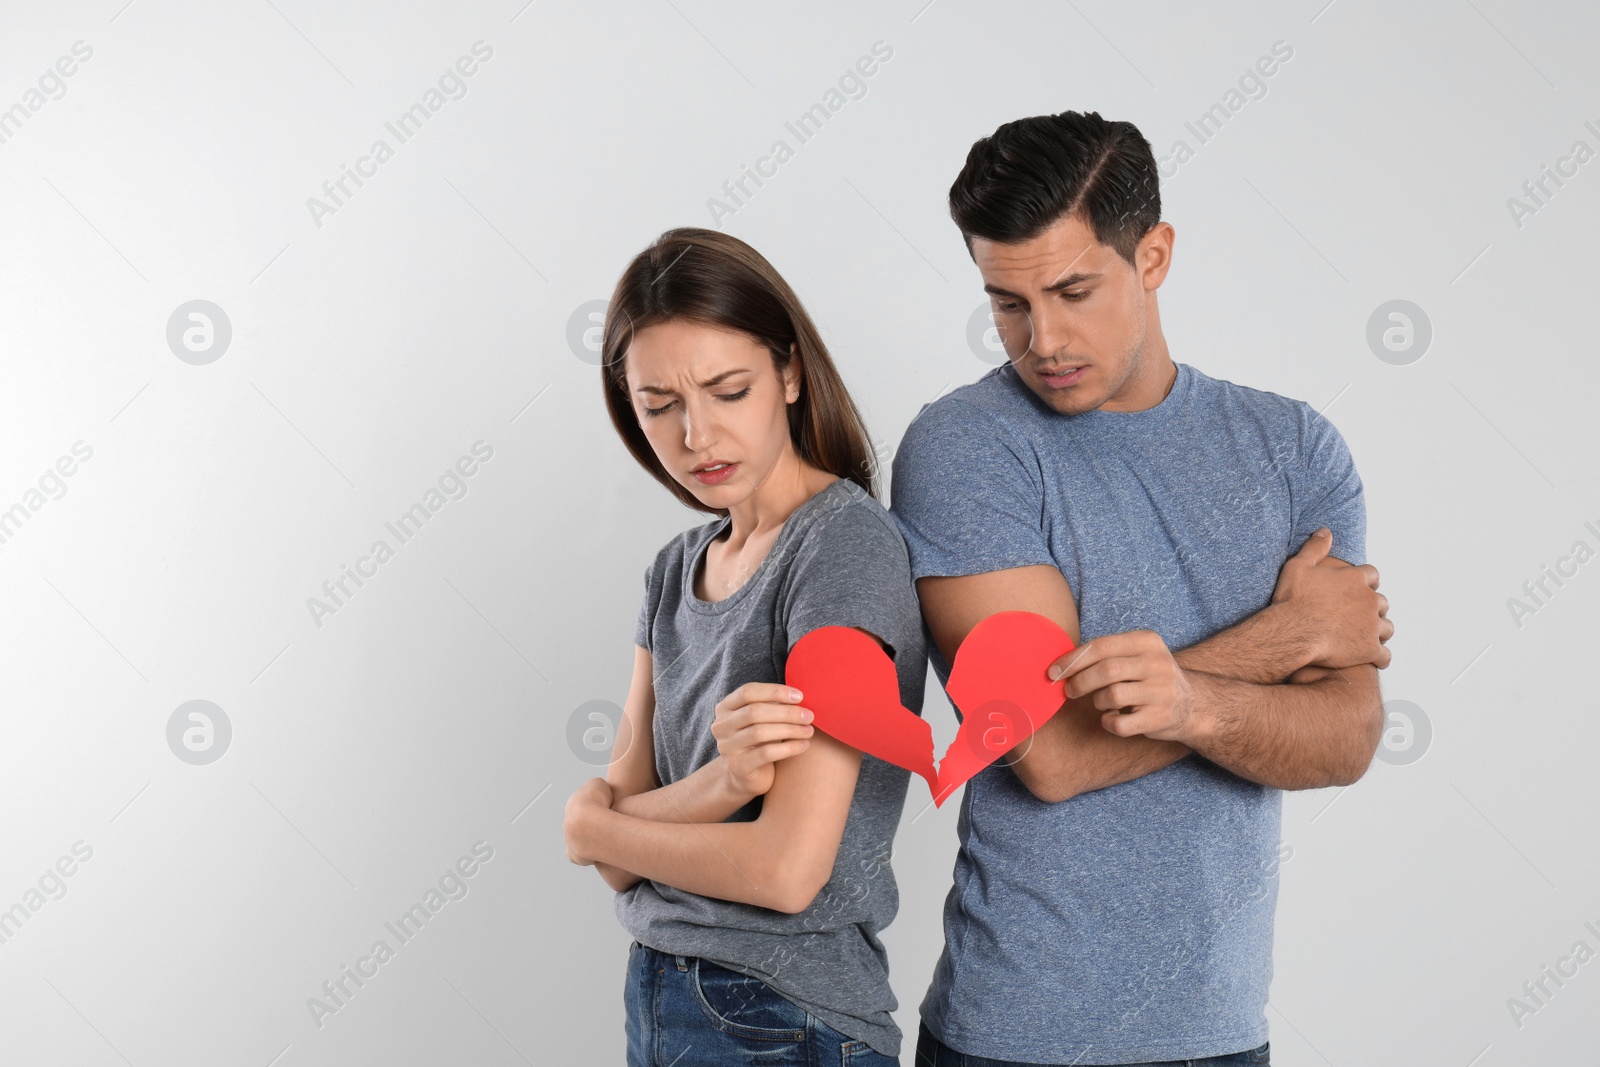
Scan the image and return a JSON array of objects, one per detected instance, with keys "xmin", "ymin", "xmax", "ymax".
[{"xmin": 949, "ymin": 110, "xmax": 1161, "ymax": 267}]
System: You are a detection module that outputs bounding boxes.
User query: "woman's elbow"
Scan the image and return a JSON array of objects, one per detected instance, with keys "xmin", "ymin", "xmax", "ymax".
[
  {"xmin": 598, "ymin": 865, "xmax": 642, "ymax": 893},
  {"xmin": 764, "ymin": 879, "xmax": 827, "ymax": 915},
  {"xmin": 757, "ymin": 848, "xmax": 836, "ymax": 915}
]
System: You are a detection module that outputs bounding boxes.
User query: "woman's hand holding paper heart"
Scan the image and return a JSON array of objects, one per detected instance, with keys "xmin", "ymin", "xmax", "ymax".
[{"xmin": 711, "ymin": 682, "xmax": 816, "ymax": 801}]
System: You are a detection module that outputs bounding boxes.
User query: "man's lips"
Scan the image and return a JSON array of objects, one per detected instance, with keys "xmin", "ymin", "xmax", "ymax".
[{"xmin": 1039, "ymin": 365, "xmax": 1088, "ymax": 387}]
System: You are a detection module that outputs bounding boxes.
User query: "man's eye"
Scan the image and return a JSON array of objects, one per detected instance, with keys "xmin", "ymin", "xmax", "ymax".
[
  {"xmin": 995, "ymin": 302, "xmax": 1022, "ymax": 313},
  {"xmin": 1063, "ymin": 290, "xmax": 1088, "ymax": 301}
]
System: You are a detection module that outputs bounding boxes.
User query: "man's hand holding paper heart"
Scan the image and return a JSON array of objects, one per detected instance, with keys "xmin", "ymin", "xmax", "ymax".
[{"xmin": 1048, "ymin": 629, "xmax": 1203, "ymax": 743}]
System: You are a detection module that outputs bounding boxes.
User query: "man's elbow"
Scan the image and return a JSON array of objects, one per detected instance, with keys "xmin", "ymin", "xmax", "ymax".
[
  {"xmin": 1324, "ymin": 753, "xmax": 1373, "ymax": 788},
  {"xmin": 1334, "ymin": 699, "xmax": 1386, "ymax": 786},
  {"xmin": 1309, "ymin": 677, "xmax": 1385, "ymax": 788},
  {"xmin": 1009, "ymin": 759, "xmax": 1080, "ymax": 805}
]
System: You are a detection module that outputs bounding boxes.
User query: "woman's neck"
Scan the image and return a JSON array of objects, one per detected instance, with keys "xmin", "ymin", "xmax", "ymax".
[{"xmin": 720, "ymin": 459, "xmax": 837, "ymax": 552}]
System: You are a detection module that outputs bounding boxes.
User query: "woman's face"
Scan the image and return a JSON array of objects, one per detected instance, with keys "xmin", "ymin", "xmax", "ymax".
[{"xmin": 624, "ymin": 319, "xmax": 800, "ymax": 509}]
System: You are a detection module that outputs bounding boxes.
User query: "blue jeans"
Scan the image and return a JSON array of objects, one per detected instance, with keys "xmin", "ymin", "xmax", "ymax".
[
  {"xmin": 625, "ymin": 941, "xmax": 899, "ymax": 1066},
  {"xmin": 914, "ymin": 1023, "xmax": 1269, "ymax": 1067}
]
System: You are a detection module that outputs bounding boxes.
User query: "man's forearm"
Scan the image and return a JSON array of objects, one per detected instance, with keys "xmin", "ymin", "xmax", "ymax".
[
  {"xmin": 1008, "ymin": 695, "xmax": 1190, "ymax": 803},
  {"xmin": 1014, "ymin": 600, "xmax": 1328, "ymax": 801},
  {"xmin": 1185, "ymin": 663, "xmax": 1383, "ymax": 789},
  {"xmin": 1173, "ymin": 602, "xmax": 1318, "ymax": 685}
]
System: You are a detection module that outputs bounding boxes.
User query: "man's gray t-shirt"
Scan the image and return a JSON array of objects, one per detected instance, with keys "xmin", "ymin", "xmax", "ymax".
[
  {"xmin": 889, "ymin": 361, "xmax": 1366, "ymax": 1064},
  {"xmin": 617, "ymin": 476, "xmax": 927, "ymax": 1058}
]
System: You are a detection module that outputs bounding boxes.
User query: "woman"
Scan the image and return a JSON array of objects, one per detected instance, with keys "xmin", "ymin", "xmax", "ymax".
[{"xmin": 562, "ymin": 227, "xmax": 925, "ymax": 1065}]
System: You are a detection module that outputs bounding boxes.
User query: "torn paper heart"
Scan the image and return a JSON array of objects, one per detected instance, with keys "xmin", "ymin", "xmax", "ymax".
[{"xmin": 784, "ymin": 611, "xmax": 1076, "ymax": 806}]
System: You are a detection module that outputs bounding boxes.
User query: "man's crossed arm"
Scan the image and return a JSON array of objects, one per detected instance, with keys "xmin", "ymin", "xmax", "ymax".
[{"xmin": 915, "ymin": 528, "xmax": 1393, "ymax": 803}]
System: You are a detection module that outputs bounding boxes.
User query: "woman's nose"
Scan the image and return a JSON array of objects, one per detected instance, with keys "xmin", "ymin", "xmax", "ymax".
[{"xmin": 681, "ymin": 402, "xmax": 716, "ymax": 451}]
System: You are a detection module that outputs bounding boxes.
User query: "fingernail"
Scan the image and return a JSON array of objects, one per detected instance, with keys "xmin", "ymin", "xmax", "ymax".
[
  {"xmin": 789, "ymin": 688, "xmax": 803, "ymax": 700},
  {"xmin": 1048, "ymin": 665, "xmax": 1063, "ymax": 681},
  {"xmin": 800, "ymin": 709, "xmax": 813, "ymax": 722}
]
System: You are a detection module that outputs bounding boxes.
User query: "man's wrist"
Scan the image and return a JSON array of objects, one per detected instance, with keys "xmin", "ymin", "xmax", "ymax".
[
  {"xmin": 1176, "ymin": 668, "xmax": 1225, "ymax": 750},
  {"xmin": 1263, "ymin": 601, "xmax": 1322, "ymax": 675}
]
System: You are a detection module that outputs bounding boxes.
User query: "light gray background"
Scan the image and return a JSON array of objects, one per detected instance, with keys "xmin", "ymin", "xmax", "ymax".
[{"xmin": 2, "ymin": 1, "xmax": 1596, "ymax": 1064}]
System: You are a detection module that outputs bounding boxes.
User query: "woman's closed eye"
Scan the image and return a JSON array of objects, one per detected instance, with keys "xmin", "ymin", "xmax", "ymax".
[{"xmin": 642, "ymin": 387, "xmax": 752, "ymax": 418}]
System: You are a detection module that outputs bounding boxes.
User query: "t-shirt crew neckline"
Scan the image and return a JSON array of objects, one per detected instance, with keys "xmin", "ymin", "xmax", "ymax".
[
  {"xmin": 1000, "ymin": 359, "xmax": 1193, "ymax": 429},
  {"xmin": 682, "ymin": 477, "xmax": 849, "ymax": 616}
]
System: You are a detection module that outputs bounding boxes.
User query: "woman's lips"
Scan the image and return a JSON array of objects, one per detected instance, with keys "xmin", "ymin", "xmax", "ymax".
[{"xmin": 692, "ymin": 462, "xmax": 737, "ymax": 485}]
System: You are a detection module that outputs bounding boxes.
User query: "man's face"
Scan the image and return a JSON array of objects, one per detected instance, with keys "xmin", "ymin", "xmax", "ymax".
[{"xmin": 972, "ymin": 212, "xmax": 1170, "ymax": 415}]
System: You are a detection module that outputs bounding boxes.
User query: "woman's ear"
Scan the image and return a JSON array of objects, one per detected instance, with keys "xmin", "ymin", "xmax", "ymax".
[{"xmin": 784, "ymin": 343, "xmax": 803, "ymax": 404}]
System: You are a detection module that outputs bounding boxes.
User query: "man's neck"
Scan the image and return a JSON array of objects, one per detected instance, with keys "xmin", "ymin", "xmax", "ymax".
[{"xmin": 1102, "ymin": 352, "xmax": 1178, "ymax": 413}]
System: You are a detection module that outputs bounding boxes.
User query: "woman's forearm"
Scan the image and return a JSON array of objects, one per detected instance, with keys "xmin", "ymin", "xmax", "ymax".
[
  {"xmin": 611, "ymin": 757, "xmax": 753, "ymax": 825},
  {"xmin": 594, "ymin": 859, "xmax": 642, "ymax": 892},
  {"xmin": 590, "ymin": 762, "xmax": 751, "ymax": 894},
  {"xmin": 574, "ymin": 803, "xmax": 822, "ymax": 914}
]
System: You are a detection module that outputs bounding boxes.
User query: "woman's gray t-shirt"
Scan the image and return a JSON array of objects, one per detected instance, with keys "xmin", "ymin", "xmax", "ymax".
[{"xmin": 618, "ymin": 476, "xmax": 926, "ymax": 1057}]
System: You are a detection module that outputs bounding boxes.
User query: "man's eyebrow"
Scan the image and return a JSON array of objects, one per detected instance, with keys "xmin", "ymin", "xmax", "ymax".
[
  {"xmin": 982, "ymin": 271, "xmax": 1102, "ymax": 299},
  {"xmin": 633, "ymin": 368, "xmax": 750, "ymax": 395}
]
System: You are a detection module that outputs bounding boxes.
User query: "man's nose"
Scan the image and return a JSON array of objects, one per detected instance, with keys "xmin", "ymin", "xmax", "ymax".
[{"xmin": 1027, "ymin": 306, "xmax": 1071, "ymax": 358}]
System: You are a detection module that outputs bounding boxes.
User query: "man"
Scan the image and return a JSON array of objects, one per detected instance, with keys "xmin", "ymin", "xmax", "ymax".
[{"xmin": 889, "ymin": 110, "xmax": 1393, "ymax": 1066}]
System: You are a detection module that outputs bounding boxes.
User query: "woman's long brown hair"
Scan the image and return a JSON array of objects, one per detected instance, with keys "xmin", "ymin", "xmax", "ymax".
[{"xmin": 600, "ymin": 228, "xmax": 879, "ymax": 516}]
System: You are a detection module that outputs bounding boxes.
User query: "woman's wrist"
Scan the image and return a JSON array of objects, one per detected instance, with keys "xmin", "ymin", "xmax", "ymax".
[
  {"xmin": 715, "ymin": 757, "xmax": 758, "ymax": 809},
  {"xmin": 571, "ymin": 788, "xmax": 618, "ymax": 865}
]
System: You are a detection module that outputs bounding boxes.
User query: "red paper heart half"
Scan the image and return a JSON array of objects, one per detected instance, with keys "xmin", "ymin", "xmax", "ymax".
[
  {"xmin": 784, "ymin": 611, "xmax": 1075, "ymax": 806},
  {"xmin": 781, "ymin": 625, "xmax": 939, "ymax": 794}
]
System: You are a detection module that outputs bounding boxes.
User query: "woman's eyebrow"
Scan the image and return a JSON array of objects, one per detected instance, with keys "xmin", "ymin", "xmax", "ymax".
[{"xmin": 634, "ymin": 368, "xmax": 752, "ymax": 395}]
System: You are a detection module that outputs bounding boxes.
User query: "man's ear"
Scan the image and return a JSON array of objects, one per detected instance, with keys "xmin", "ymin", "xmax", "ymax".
[{"xmin": 1138, "ymin": 220, "xmax": 1175, "ymax": 291}]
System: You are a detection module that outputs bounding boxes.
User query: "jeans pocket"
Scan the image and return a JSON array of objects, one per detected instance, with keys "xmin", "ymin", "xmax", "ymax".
[
  {"xmin": 689, "ymin": 958, "xmax": 809, "ymax": 1042},
  {"xmin": 840, "ymin": 1038, "xmax": 898, "ymax": 1065}
]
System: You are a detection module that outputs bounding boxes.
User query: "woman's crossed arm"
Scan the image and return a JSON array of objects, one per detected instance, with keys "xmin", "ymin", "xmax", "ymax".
[{"xmin": 564, "ymin": 637, "xmax": 873, "ymax": 913}]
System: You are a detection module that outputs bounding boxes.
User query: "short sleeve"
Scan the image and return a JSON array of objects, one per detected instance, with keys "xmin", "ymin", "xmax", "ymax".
[
  {"xmin": 1291, "ymin": 406, "xmax": 1367, "ymax": 567},
  {"xmin": 889, "ymin": 398, "xmax": 1057, "ymax": 580},
  {"xmin": 780, "ymin": 505, "xmax": 918, "ymax": 663},
  {"xmin": 633, "ymin": 560, "xmax": 654, "ymax": 651}
]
